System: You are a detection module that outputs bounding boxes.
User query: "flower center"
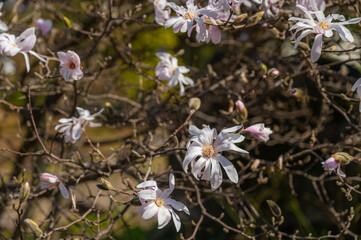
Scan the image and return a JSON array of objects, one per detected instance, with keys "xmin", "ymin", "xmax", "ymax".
[
  {"xmin": 155, "ymin": 198, "xmax": 164, "ymax": 207},
  {"xmin": 69, "ymin": 62, "xmax": 76, "ymax": 70},
  {"xmin": 185, "ymin": 11, "xmax": 195, "ymax": 20},
  {"xmin": 317, "ymin": 21, "xmax": 329, "ymax": 30},
  {"xmin": 169, "ymin": 66, "xmax": 175, "ymax": 75},
  {"xmin": 202, "ymin": 145, "xmax": 215, "ymax": 158}
]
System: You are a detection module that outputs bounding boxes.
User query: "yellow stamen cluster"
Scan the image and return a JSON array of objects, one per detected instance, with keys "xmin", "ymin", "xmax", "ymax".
[
  {"xmin": 185, "ymin": 11, "xmax": 195, "ymax": 20},
  {"xmin": 317, "ymin": 21, "xmax": 330, "ymax": 30},
  {"xmin": 202, "ymin": 145, "xmax": 215, "ymax": 158},
  {"xmin": 155, "ymin": 198, "xmax": 164, "ymax": 207}
]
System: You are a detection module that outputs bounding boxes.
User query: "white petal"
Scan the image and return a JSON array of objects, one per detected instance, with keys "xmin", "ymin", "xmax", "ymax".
[
  {"xmin": 210, "ymin": 158, "xmax": 222, "ymax": 191},
  {"xmin": 157, "ymin": 207, "xmax": 172, "ymax": 229},
  {"xmin": 163, "ymin": 173, "xmax": 175, "ymax": 199},
  {"xmin": 165, "ymin": 198, "xmax": 190, "ymax": 215},
  {"xmin": 142, "ymin": 202, "xmax": 159, "ymax": 219},
  {"xmin": 183, "ymin": 147, "xmax": 202, "ymax": 172},
  {"xmin": 138, "ymin": 189, "xmax": 157, "ymax": 201},
  {"xmin": 311, "ymin": 34, "xmax": 323, "ymax": 62},
  {"xmin": 21, "ymin": 52, "xmax": 30, "ymax": 72},
  {"xmin": 351, "ymin": 78, "xmax": 361, "ymax": 91},
  {"xmin": 216, "ymin": 154, "xmax": 238, "ymax": 184},
  {"xmin": 59, "ymin": 182, "xmax": 69, "ymax": 199},
  {"xmin": 170, "ymin": 208, "xmax": 181, "ymax": 232},
  {"xmin": 136, "ymin": 180, "xmax": 158, "ymax": 189}
]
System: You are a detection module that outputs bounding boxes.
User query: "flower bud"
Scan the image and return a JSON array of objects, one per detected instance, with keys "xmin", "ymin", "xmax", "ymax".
[
  {"xmin": 248, "ymin": 11, "xmax": 264, "ymax": 25},
  {"xmin": 331, "ymin": 152, "xmax": 352, "ymax": 165},
  {"xmin": 235, "ymin": 100, "xmax": 248, "ymax": 123},
  {"xmin": 267, "ymin": 68, "xmax": 279, "ymax": 78},
  {"xmin": 188, "ymin": 98, "xmax": 201, "ymax": 112},
  {"xmin": 266, "ymin": 200, "xmax": 282, "ymax": 217},
  {"xmin": 100, "ymin": 178, "xmax": 113, "ymax": 190},
  {"xmin": 24, "ymin": 219, "xmax": 43, "ymax": 237},
  {"xmin": 20, "ymin": 182, "xmax": 30, "ymax": 202}
]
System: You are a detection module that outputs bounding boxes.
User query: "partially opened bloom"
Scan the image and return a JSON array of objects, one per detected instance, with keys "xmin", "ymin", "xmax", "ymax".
[
  {"xmin": 322, "ymin": 157, "xmax": 345, "ymax": 178},
  {"xmin": 184, "ymin": 125, "xmax": 248, "ymax": 191},
  {"xmin": 155, "ymin": 52, "xmax": 194, "ymax": 96},
  {"xmin": 57, "ymin": 50, "xmax": 83, "ymax": 82},
  {"xmin": 244, "ymin": 123, "xmax": 272, "ymax": 142},
  {"xmin": 289, "ymin": 5, "xmax": 361, "ymax": 62},
  {"xmin": 55, "ymin": 107, "xmax": 103, "ymax": 143},
  {"xmin": 164, "ymin": 0, "xmax": 217, "ymax": 40},
  {"xmin": 0, "ymin": 27, "xmax": 46, "ymax": 72},
  {"xmin": 149, "ymin": 0, "xmax": 170, "ymax": 25},
  {"xmin": 351, "ymin": 78, "xmax": 361, "ymax": 112},
  {"xmin": 296, "ymin": 0, "xmax": 325, "ymax": 11},
  {"xmin": 40, "ymin": 173, "xmax": 69, "ymax": 199},
  {"xmin": 137, "ymin": 174, "xmax": 190, "ymax": 232},
  {"xmin": 36, "ymin": 18, "xmax": 53, "ymax": 35}
]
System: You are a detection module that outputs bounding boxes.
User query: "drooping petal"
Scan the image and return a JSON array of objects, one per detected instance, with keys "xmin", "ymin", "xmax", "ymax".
[
  {"xmin": 170, "ymin": 208, "xmax": 181, "ymax": 232},
  {"xmin": 21, "ymin": 52, "xmax": 30, "ymax": 72},
  {"xmin": 216, "ymin": 154, "xmax": 238, "ymax": 184},
  {"xmin": 310, "ymin": 34, "xmax": 323, "ymax": 62},
  {"xmin": 210, "ymin": 158, "xmax": 222, "ymax": 191},
  {"xmin": 59, "ymin": 182, "xmax": 69, "ymax": 199},
  {"xmin": 165, "ymin": 198, "xmax": 190, "ymax": 215},
  {"xmin": 183, "ymin": 146, "xmax": 202, "ymax": 172},
  {"xmin": 157, "ymin": 207, "xmax": 172, "ymax": 229}
]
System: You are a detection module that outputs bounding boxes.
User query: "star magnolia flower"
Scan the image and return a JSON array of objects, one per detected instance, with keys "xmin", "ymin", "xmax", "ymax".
[
  {"xmin": 210, "ymin": 0, "xmax": 262, "ymax": 10},
  {"xmin": 261, "ymin": 0, "xmax": 284, "ymax": 19},
  {"xmin": 184, "ymin": 125, "xmax": 248, "ymax": 191},
  {"xmin": 351, "ymin": 78, "xmax": 361, "ymax": 112},
  {"xmin": 137, "ymin": 174, "xmax": 190, "ymax": 232},
  {"xmin": 155, "ymin": 52, "xmax": 194, "ymax": 96},
  {"xmin": 36, "ymin": 18, "xmax": 53, "ymax": 35},
  {"xmin": 244, "ymin": 123, "xmax": 272, "ymax": 142},
  {"xmin": 55, "ymin": 107, "xmax": 103, "ymax": 143},
  {"xmin": 57, "ymin": 50, "xmax": 83, "ymax": 82},
  {"xmin": 40, "ymin": 173, "xmax": 69, "ymax": 199},
  {"xmin": 0, "ymin": 2, "xmax": 8, "ymax": 32},
  {"xmin": 149, "ymin": 0, "xmax": 171, "ymax": 25},
  {"xmin": 289, "ymin": 5, "xmax": 361, "ymax": 62},
  {"xmin": 321, "ymin": 157, "xmax": 346, "ymax": 178},
  {"xmin": 0, "ymin": 27, "xmax": 46, "ymax": 72},
  {"xmin": 296, "ymin": 0, "xmax": 325, "ymax": 11},
  {"xmin": 164, "ymin": 0, "xmax": 217, "ymax": 41}
]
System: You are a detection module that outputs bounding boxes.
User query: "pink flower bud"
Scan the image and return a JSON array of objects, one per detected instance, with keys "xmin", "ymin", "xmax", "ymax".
[
  {"xmin": 268, "ymin": 68, "xmax": 279, "ymax": 78},
  {"xmin": 36, "ymin": 18, "xmax": 52, "ymax": 35},
  {"xmin": 235, "ymin": 100, "xmax": 248, "ymax": 123},
  {"xmin": 20, "ymin": 182, "xmax": 30, "ymax": 202},
  {"xmin": 40, "ymin": 173, "xmax": 69, "ymax": 199},
  {"xmin": 244, "ymin": 123, "xmax": 272, "ymax": 142}
]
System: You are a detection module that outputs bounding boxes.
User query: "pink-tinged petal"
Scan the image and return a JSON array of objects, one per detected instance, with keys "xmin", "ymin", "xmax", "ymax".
[
  {"xmin": 36, "ymin": 19, "xmax": 52, "ymax": 35},
  {"xmin": 311, "ymin": 34, "xmax": 323, "ymax": 62},
  {"xmin": 165, "ymin": 198, "xmax": 190, "ymax": 215},
  {"xmin": 29, "ymin": 50, "xmax": 46, "ymax": 62},
  {"xmin": 322, "ymin": 157, "xmax": 338, "ymax": 171},
  {"xmin": 216, "ymin": 154, "xmax": 238, "ymax": 184},
  {"xmin": 71, "ymin": 68, "xmax": 83, "ymax": 80},
  {"xmin": 336, "ymin": 166, "xmax": 346, "ymax": 178},
  {"xmin": 16, "ymin": 28, "xmax": 36, "ymax": 52},
  {"xmin": 57, "ymin": 51, "xmax": 68, "ymax": 63},
  {"xmin": 141, "ymin": 202, "xmax": 158, "ymax": 219},
  {"xmin": 210, "ymin": 26, "xmax": 221, "ymax": 44},
  {"xmin": 40, "ymin": 182, "xmax": 53, "ymax": 189},
  {"xmin": 163, "ymin": 173, "xmax": 175, "ymax": 199},
  {"xmin": 169, "ymin": 208, "xmax": 181, "ymax": 232},
  {"xmin": 60, "ymin": 68, "xmax": 72, "ymax": 82},
  {"xmin": 40, "ymin": 173, "xmax": 59, "ymax": 186},
  {"xmin": 72, "ymin": 123, "xmax": 82, "ymax": 140},
  {"xmin": 21, "ymin": 52, "xmax": 30, "ymax": 72},
  {"xmin": 59, "ymin": 182, "xmax": 69, "ymax": 199},
  {"xmin": 138, "ymin": 189, "xmax": 157, "ymax": 201},
  {"xmin": 157, "ymin": 207, "xmax": 172, "ymax": 229}
]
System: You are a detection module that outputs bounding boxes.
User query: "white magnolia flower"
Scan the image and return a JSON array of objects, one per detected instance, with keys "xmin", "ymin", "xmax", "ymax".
[
  {"xmin": 0, "ymin": 2, "xmax": 8, "ymax": 32},
  {"xmin": 57, "ymin": 50, "xmax": 83, "ymax": 82},
  {"xmin": 184, "ymin": 125, "xmax": 248, "ymax": 191},
  {"xmin": 40, "ymin": 173, "xmax": 69, "ymax": 199},
  {"xmin": 351, "ymin": 78, "xmax": 361, "ymax": 112},
  {"xmin": 137, "ymin": 174, "xmax": 190, "ymax": 232},
  {"xmin": 55, "ymin": 107, "xmax": 103, "ymax": 143},
  {"xmin": 164, "ymin": 0, "xmax": 217, "ymax": 41},
  {"xmin": 289, "ymin": 5, "xmax": 361, "ymax": 62},
  {"xmin": 261, "ymin": 0, "xmax": 284, "ymax": 19},
  {"xmin": 244, "ymin": 123, "xmax": 272, "ymax": 142},
  {"xmin": 155, "ymin": 52, "xmax": 194, "ymax": 96},
  {"xmin": 0, "ymin": 27, "xmax": 46, "ymax": 72},
  {"xmin": 149, "ymin": 0, "xmax": 171, "ymax": 25}
]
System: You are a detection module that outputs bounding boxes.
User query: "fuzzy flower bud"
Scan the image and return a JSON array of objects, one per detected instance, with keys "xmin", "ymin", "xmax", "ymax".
[
  {"xmin": 19, "ymin": 182, "xmax": 30, "ymax": 202},
  {"xmin": 267, "ymin": 68, "xmax": 280, "ymax": 78},
  {"xmin": 188, "ymin": 97, "xmax": 201, "ymax": 112},
  {"xmin": 97, "ymin": 178, "xmax": 113, "ymax": 190},
  {"xmin": 235, "ymin": 100, "xmax": 248, "ymax": 123},
  {"xmin": 24, "ymin": 219, "xmax": 43, "ymax": 237}
]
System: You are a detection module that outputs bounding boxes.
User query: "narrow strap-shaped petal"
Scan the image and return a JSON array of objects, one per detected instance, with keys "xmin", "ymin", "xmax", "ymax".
[
  {"xmin": 310, "ymin": 34, "xmax": 323, "ymax": 62},
  {"xmin": 157, "ymin": 207, "xmax": 172, "ymax": 229},
  {"xmin": 29, "ymin": 50, "xmax": 47, "ymax": 62},
  {"xmin": 216, "ymin": 154, "xmax": 238, "ymax": 184},
  {"xmin": 21, "ymin": 52, "xmax": 30, "ymax": 72},
  {"xmin": 170, "ymin": 208, "xmax": 181, "ymax": 232},
  {"xmin": 59, "ymin": 182, "xmax": 69, "ymax": 199},
  {"xmin": 163, "ymin": 173, "xmax": 175, "ymax": 199}
]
